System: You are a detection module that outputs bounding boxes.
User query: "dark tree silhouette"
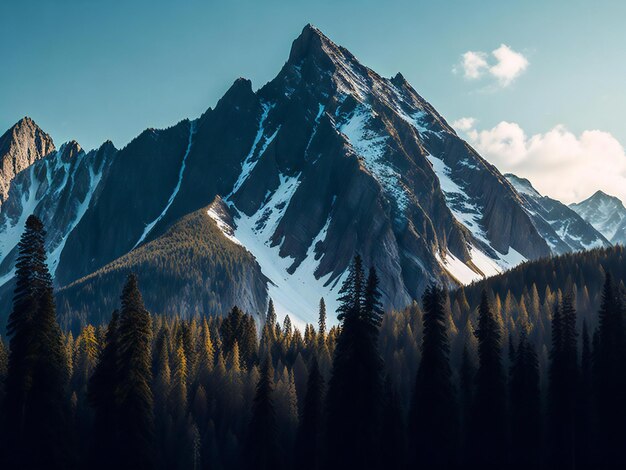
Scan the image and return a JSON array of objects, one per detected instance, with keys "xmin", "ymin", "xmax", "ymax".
[
  {"xmin": 88, "ymin": 310, "xmax": 120, "ymax": 469},
  {"xmin": 325, "ymin": 256, "xmax": 384, "ymax": 470},
  {"xmin": 469, "ymin": 291, "xmax": 507, "ymax": 467},
  {"xmin": 2, "ymin": 215, "xmax": 70, "ymax": 469},
  {"xmin": 294, "ymin": 357, "xmax": 325, "ymax": 470},
  {"xmin": 115, "ymin": 274, "xmax": 155, "ymax": 469},
  {"xmin": 244, "ymin": 359, "xmax": 281, "ymax": 470},
  {"xmin": 509, "ymin": 331, "xmax": 541, "ymax": 469},
  {"xmin": 410, "ymin": 284, "xmax": 458, "ymax": 468}
]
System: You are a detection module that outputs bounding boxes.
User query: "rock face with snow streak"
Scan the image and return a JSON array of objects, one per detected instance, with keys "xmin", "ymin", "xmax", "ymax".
[
  {"xmin": 505, "ymin": 174, "xmax": 610, "ymax": 253},
  {"xmin": 0, "ymin": 139, "xmax": 115, "ymax": 286},
  {"xmin": 0, "ymin": 25, "xmax": 585, "ymax": 328},
  {"xmin": 570, "ymin": 191, "xmax": 626, "ymax": 245},
  {"xmin": 0, "ymin": 117, "xmax": 55, "ymax": 205}
]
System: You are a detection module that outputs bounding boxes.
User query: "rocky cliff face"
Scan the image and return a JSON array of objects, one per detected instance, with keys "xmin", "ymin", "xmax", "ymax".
[
  {"xmin": 0, "ymin": 25, "xmax": 570, "ymax": 327},
  {"xmin": 0, "ymin": 117, "xmax": 55, "ymax": 205}
]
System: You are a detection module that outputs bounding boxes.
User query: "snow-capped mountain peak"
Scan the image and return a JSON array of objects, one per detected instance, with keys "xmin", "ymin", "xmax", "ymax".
[
  {"xmin": 570, "ymin": 190, "xmax": 626, "ymax": 244},
  {"xmin": 504, "ymin": 173, "xmax": 609, "ymax": 254}
]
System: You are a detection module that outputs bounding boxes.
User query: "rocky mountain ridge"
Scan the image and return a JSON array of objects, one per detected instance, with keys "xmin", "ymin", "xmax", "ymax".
[{"xmin": 0, "ymin": 25, "xmax": 616, "ymax": 328}]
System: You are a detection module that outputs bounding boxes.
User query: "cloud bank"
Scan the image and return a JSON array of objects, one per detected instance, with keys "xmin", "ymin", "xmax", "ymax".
[
  {"xmin": 453, "ymin": 118, "xmax": 626, "ymax": 204},
  {"xmin": 456, "ymin": 45, "xmax": 529, "ymax": 88}
]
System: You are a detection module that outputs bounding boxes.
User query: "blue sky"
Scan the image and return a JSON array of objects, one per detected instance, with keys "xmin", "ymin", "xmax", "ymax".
[{"xmin": 2, "ymin": 0, "xmax": 626, "ymax": 202}]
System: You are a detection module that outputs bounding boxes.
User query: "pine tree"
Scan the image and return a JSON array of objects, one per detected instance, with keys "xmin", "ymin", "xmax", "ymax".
[
  {"xmin": 244, "ymin": 359, "xmax": 281, "ymax": 470},
  {"xmin": 458, "ymin": 344, "xmax": 475, "ymax": 462},
  {"xmin": 318, "ymin": 298, "xmax": 327, "ymax": 345},
  {"xmin": 409, "ymin": 284, "xmax": 458, "ymax": 468},
  {"xmin": 325, "ymin": 256, "xmax": 384, "ymax": 469},
  {"xmin": 116, "ymin": 274, "xmax": 155, "ymax": 469},
  {"xmin": 593, "ymin": 273, "xmax": 626, "ymax": 467},
  {"xmin": 294, "ymin": 357, "xmax": 324, "ymax": 470},
  {"xmin": 578, "ymin": 319, "xmax": 593, "ymax": 468},
  {"xmin": 548, "ymin": 294, "xmax": 578, "ymax": 469},
  {"xmin": 381, "ymin": 377, "xmax": 406, "ymax": 470},
  {"xmin": 2, "ymin": 215, "xmax": 71, "ymax": 469},
  {"xmin": 88, "ymin": 310, "xmax": 120, "ymax": 469},
  {"xmin": 509, "ymin": 332, "xmax": 541, "ymax": 469},
  {"xmin": 469, "ymin": 290, "xmax": 507, "ymax": 467}
]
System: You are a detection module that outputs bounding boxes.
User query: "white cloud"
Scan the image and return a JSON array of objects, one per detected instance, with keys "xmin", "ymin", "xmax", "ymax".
[
  {"xmin": 457, "ymin": 45, "xmax": 529, "ymax": 88},
  {"xmin": 489, "ymin": 45, "xmax": 529, "ymax": 86},
  {"xmin": 451, "ymin": 117, "xmax": 476, "ymax": 132},
  {"xmin": 458, "ymin": 120, "xmax": 626, "ymax": 204},
  {"xmin": 461, "ymin": 52, "xmax": 488, "ymax": 79}
]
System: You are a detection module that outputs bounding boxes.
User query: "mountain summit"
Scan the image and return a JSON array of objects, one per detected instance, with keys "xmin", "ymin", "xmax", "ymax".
[
  {"xmin": 570, "ymin": 190, "xmax": 626, "ymax": 244},
  {"xmin": 0, "ymin": 26, "xmax": 587, "ymax": 327},
  {"xmin": 0, "ymin": 117, "xmax": 55, "ymax": 205}
]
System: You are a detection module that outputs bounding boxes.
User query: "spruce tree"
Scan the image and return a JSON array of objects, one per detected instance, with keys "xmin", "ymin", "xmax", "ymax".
[
  {"xmin": 318, "ymin": 297, "xmax": 327, "ymax": 344},
  {"xmin": 409, "ymin": 284, "xmax": 458, "ymax": 468},
  {"xmin": 294, "ymin": 357, "xmax": 324, "ymax": 470},
  {"xmin": 469, "ymin": 290, "xmax": 507, "ymax": 467},
  {"xmin": 2, "ymin": 215, "xmax": 70, "ymax": 469},
  {"xmin": 381, "ymin": 377, "xmax": 406, "ymax": 470},
  {"xmin": 88, "ymin": 310, "xmax": 120, "ymax": 469},
  {"xmin": 509, "ymin": 332, "xmax": 541, "ymax": 469},
  {"xmin": 548, "ymin": 294, "xmax": 578, "ymax": 469},
  {"xmin": 116, "ymin": 274, "xmax": 155, "ymax": 469},
  {"xmin": 244, "ymin": 359, "xmax": 281, "ymax": 470},
  {"xmin": 325, "ymin": 256, "xmax": 384, "ymax": 469},
  {"xmin": 593, "ymin": 273, "xmax": 626, "ymax": 467}
]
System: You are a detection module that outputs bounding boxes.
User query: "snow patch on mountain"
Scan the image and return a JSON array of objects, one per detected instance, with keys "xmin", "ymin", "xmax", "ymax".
[
  {"xmin": 133, "ymin": 120, "xmax": 196, "ymax": 249},
  {"xmin": 48, "ymin": 161, "xmax": 105, "ymax": 275},
  {"xmin": 339, "ymin": 106, "xmax": 410, "ymax": 213},
  {"xmin": 228, "ymin": 103, "xmax": 274, "ymax": 198},
  {"xmin": 218, "ymin": 173, "xmax": 345, "ymax": 328}
]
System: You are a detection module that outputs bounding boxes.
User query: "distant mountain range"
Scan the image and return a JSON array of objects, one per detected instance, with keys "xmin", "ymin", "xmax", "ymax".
[{"xmin": 0, "ymin": 25, "xmax": 622, "ymax": 328}]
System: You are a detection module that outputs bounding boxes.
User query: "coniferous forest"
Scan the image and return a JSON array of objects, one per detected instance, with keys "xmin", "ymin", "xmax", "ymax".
[{"xmin": 3, "ymin": 216, "xmax": 626, "ymax": 469}]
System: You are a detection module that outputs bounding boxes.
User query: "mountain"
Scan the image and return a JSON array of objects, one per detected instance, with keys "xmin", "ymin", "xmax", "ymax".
[
  {"xmin": 0, "ymin": 25, "xmax": 576, "ymax": 328},
  {"xmin": 0, "ymin": 117, "xmax": 55, "ymax": 205},
  {"xmin": 505, "ymin": 173, "xmax": 610, "ymax": 253},
  {"xmin": 570, "ymin": 190, "xmax": 626, "ymax": 245}
]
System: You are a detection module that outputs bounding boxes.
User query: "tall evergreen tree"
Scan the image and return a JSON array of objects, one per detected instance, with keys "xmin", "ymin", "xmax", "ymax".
[
  {"xmin": 469, "ymin": 291, "xmax": 507, "ymax": 467},
  {"xmin": 381, "ymin": 376, "xmax": 406, "ymax": 470},
  {"xmin": 325, "ymin": 256, "xmax": 384, "ymax": 469},
  {"xmin": 593, "ymin": 273, "xmax": 626, "ymax": 467},
  {"xmin": 294, "ymin": 357, "xmax": 325, "ymax": 470},
  {"xmin": 548, "ymin": 294, "xmax": 578, "ymax": 469},
  {"xmin": 509, "ymin": 332, "xmax": 541, "ymax": 469},
  {"xmin": 409, "ymin": 284, "xmax": 458, "ymax": 468},
  {"xmin": 88, "ymin": 310, "xmax": 120, "ymax": 469},
  {"xmin": 116, "ymin": 274, "xmax": 155, "ymax": 469},
  {"xmin": 318, "ymin": 298, "xmax": 326, "ymax": 344},
  {"xmin": 244, "ymin": 359, "xmax": 281, "ymax": 470},
  {"xmin": 578, "ymin": 319, "xmax": 593, "ymax": 468},
  {"xmin": 2, "ymin": 215, "xmax": 70, "ymax": 469}
]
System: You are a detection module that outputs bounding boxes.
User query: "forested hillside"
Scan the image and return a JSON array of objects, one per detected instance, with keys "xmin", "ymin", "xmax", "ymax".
[{"xmin": 1, "ymin": 217, "xmax": 626, "ymax": 469}]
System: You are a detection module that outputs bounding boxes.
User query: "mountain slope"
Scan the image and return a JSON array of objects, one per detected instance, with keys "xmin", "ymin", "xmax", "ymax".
[
  {"xmin": 505, "ymin": 174, "xmax": 609, "ymax": 253},
  {"xmin": 56, "ymin": 198, "xmax": 267, "ymax": 331},
  {"xmin": 570, "ymin": 191, "xmax": 626, "ymax": 245}
]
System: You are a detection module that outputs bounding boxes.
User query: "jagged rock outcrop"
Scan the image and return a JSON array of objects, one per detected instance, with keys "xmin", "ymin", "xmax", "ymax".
[{"xmin": 0, "ymin": 117, "xmax": 55, "ymax": 205}]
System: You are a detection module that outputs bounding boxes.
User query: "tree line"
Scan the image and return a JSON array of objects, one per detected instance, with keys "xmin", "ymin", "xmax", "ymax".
[{"xmin": 0, "ymin": 215, "xmax": 625, "ymax": 469}]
